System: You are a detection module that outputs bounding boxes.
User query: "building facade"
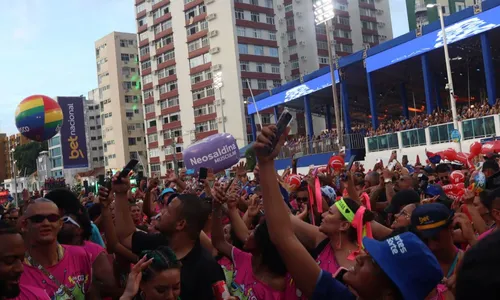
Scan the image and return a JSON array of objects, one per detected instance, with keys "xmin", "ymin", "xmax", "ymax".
[
  {"xmin": 0, "ymin": 133, "xmax": 7, "ymax": 183},
  {"xmin": 406, "ymin": 0, "xmax": 475, "ymax": 31},
  {"xmin": 4, "ymin": 133, "xmax": 31, "ymax": 180},
  {"xmin": 86, "ymin": 90, "xmax": 106, "ymax": 170},
  {"xmin": 94, "ymin": 32, "xmax": 147, "ymax": 171},
  {"xmin": 135, "ymin": 0, "xmax": 392, "ymax": 175}
]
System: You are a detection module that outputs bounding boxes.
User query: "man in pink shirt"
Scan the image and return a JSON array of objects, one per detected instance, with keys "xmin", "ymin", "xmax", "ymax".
[
  {"xmin": 0, "ymin": 220, "xmax": 49, "ymax": 299},
  {"xmin": 20, "ymin": 198, "xmax": 93, "ymax": 300}
]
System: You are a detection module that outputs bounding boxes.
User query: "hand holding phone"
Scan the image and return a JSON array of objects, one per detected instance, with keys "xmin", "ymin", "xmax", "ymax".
[
  {"xmin": 268, "ymin": 110, "xmax": 293, "ymax": 154},
  {"xmin": 199, "ymin": 167, "xmax": 208, "ymax": 182},
  {"xmin": 117, "ymin": 159, "xmax": 139, "ymax": 183}
]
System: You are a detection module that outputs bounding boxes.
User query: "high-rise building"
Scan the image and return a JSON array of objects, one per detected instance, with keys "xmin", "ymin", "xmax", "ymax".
[
  {"xmin": 135, "ymin": 0, "xmax": 392, "ymax": 176},
  {"xmin": 406, "ymin": 0, "xmax": 474, "ymax": 31},
  {"xmin": 4, "ymin": 133, "xmax": 31, "ymax": 180},
  {"xmin": 87, "ymin": 89, "xmax": 106, "ymax": 170},
  {"xmin": 94, "ymin": 32, "xmax": 147, "ymax": 171}
]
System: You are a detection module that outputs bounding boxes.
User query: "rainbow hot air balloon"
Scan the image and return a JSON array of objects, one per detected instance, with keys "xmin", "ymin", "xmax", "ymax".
[{"xmin": 15, "ymin": 95, "xmax": 63, "ymax": 142}]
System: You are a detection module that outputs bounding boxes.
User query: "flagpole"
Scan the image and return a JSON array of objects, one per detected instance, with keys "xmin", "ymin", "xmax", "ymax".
[{"xmin": 246, "ymin": 79, "xmax": 263, "ymax": 129}]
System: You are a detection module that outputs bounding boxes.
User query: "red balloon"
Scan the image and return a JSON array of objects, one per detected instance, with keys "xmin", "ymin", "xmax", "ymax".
[
  {"xmin": 285, "ymin": 174, "xmax": 302, "ymax": 192},
  {"xmin": 469, "ymin": 142, "xmax": 482, "ymax": 158},
  {"xmin": 441, "ymin": 148, "xmax": 458, "ymax": 161},
  {"xmin": 328, "ymin": 156, "xmax": 344, "ymax": 173}
]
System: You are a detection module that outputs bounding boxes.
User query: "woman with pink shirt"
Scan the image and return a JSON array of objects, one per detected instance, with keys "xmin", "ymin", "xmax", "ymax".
[{"xmin": 212, "ymin": 187, "xmax": 302, "ymax": 300}]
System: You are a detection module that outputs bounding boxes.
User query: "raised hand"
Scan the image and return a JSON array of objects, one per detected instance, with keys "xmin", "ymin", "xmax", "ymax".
[
  {"xmin": 247, "ymin": 194, "xmax": 261, "ymax": 218},
  {"xmin": 112, "ymin": 172, "xmax": 131, "ymax": 195},
  {"xmin": 121, "ymin": 255, "xmax": 153, "ymax": 299},
  {"xmin": 253, "ymin": 125, "xmax": 290, "ymax": 164},
  {"xmin": 98, "ymin": 186, "xmax": 113, "ymax": 208}
]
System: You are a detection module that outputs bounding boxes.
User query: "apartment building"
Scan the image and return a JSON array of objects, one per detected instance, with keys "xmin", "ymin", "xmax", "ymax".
[
  {"xmin": 4, "ymin": 133, "xmax": 31, "ymax": 180},
  {"xmin": 86, "ymin": 90, "xmax": 106, "ymax": 170},
  {"xmin": 135, "ymin": 0, "xmax": 392, "ymax": 175},
  {"xmin": 0, "ymin": 133, "xmax": 7, "ymax": 183},
  {"xmin": 94, "ymin": 32, "xmax": 147, "ymax": 171},
  {"xmin": 406, "ymin": 0, "xmax": 475, "ymax": 31}
]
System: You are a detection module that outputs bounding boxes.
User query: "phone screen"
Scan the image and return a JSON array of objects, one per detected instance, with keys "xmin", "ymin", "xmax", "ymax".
[
  {"xmin": 269, "ymin": 110, "xmax": 293, "ymax": 153},
  {"xmin": 198, "ymin": 167, "xmax": 208, "ymax": 182}
]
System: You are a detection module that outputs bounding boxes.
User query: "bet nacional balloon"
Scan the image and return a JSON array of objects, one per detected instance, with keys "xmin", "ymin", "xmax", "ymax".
[{"xmin": 15, "ymin": 95, "xmax": 63, "ymax": 142}]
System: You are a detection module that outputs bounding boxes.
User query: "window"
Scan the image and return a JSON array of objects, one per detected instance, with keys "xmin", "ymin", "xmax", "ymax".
[
  {"xmin": 336, "ymin": 16, "xmax": 350, "ymax": 26},
  {"xmin": 253, "ymin": 45, "xmax": 264, "ymax": 56},
  {"xmin": 240, "ymin": 61, "xmax": 249, "ymax": 71},
  {"xmin": 334, "ymin": 3, "xmax": 348, "ymax": 10},
  {"xmin": 121, "ymin": 53, "xmax": 130, "ymax": 61},
  {"xmin": 167, "ymin": 96, "xmax": 179, "ymax": 107},
  {"xmin": 155, "ymin": 20, "xmax": 172, "ymax": 34},
  {"xmin": 163, "ymin": 112, "xmax": 180, "ymax": 124},
  {"xmin": 238, "ymin": 44, "xmax": 248, "ymax": 54},
  {"xmin": 192, "ymin": 86, "xmax": 214, "ymax": 100},
  {"xmin": 189, "ymin": 53, "xmax": 211, "ymax": 68},
  {"xmin": 164, "ymin": 128, "xmax": 182, "ymax": 139},
  {"xmin": 273, "ymin": 79, "xmax": 281, "ymax": 87},
  {"xmin": 342, "ymin": 44, "xmax": 353, "ymax": 53},
  {"xmin": 271, "ymin": 64, "xmax": 280, "ymax": 74},
  {"xmin": 265, "ymin": 0, "xmax": 273, "ymax": 8},
  {"xmin": 157, "ymin": 50, "xmax": 175, "ymax": 65},
  {"xmin": 50, "ymin": 147, "xmax": 61, "ymax": 157},
  {"xmin": 195, "ymin": 120, "xmax": 218, "ymax": 133},
  {"xmin": 334, "ymin": 29, "xmax": 351, "ymax": 39},
  {"xmin": 250, "ymin": 0, "xmax": 258, "ymax": 5},
  {"xmin": 266, "ymin": 15, "xmax": 275, "ymax": 24},
  {"xmin": 269, "ymin": 48, "xmax": 278, "ymax": 57},
  {"xmin": 139, "ymin": 46, "xmax": 150, "ymax": 57},
  {"xmin": 290, "ymin": 60, "xmax": 299, "ymax": 69},
  {"xmin": 144, "ymin": 89, "xmax": 154, "ymax": 98},
  {"xmin": 316, "ymin": 25, "xmax": 326, "ymax": 35},
  {"xmin": 136, "ymin": 3, "xmax": 146, "ymax": 13},
  {"xmin": 286, "ymin": 18, "xmax": 294, "ymax": 27},
  {"xmin": 285, "ymin": 4, "xmax": 293, "ymax": 12},
  {"xmin": 287, "ymin": 31, "xmax": 296, "ymax": 40},
  {"xmin": 241, "ymin": 79, "xmax": 250, "ymax": 89},
  {"xmin": 128, "ymin": 138, "xmax": 137, "ymax": 146},
  {"xmin": 145, "ymin": 104, "xmax": 155, "ymax": 114},
  {"xmin": 186, "ymin": 20, "xmax": 208, "ymax": 36},
  {"xmin": 289, "ymin": 45, "xmax": 297, "ymax": 55},
  {"xmin": 156, "ymin": 35, "xmax": 174, "ymax": 49},
  {"xmin": 143, "ymin": 74, "xmax": 153, "ymax": 85},
  {"xmin": 251, "ymin": 12, "xmax": 260, "ymax": 22},
  {"xmin": 359, "ymin": 8, "xmax": 375, "ymax": 17},
  {"xmin": 252, "ymin": 28, "xmax": 262, "ymax": 38},
  {"xmin": 185, "ymin": 4, "xmax": 206, "ymax": 20},
  {"xmin": 190, "ymin": 70, "xmax": 212, "ymax": 84},
  {"xmin": 262, "ymin": 114, "xmax": 272, "ymax": 124},
  {"xmin": 257, "ymin": 79, "xmax": 267, "ymax": 89},
  {"xmin": 269, "ymin": 32, "xmax": 276, "ymax": 40},
  {"xmin": 141, "ymin": 60, "xmax": 151, "ymax": 70},
  {"xmin": 362, "ymin": 21, "xmax": 375, "ymax": 30},
  {"xmin": 194, "ymin": 104, "xmax": 215, "ymax": 116},
  {"xmin": 235, "ymin": 10, "xmax": 245, "ymax": 20},
  {"xmin": 153, "ymin": 5, "xmax": 170, "ymax": 20},
  {"xmin": 319, "ymin": 56, "xmax": 329, "ymax": 64},
  {"xmin": 254, "ymin": 63, "xmax": 264, "ymax": 72},
  {"xmin": 137, "ymin": 17, "xmax": 147, "ymax": 27},
  {"xmin": 149, "ymin": 148, "xmax": 160, "ymax": 158},
  {"xmin": 157, "ymin": 65, "xmax": 176, "ymax": 79},
  {"xmin": 237, "ymin": 27, "xmax": 246, "ymax": 37},
  {"xmin": 159, "ymin": 81, "xmax": 178, "ymax": 94},
  {"xmin": 187, "ymin": 36, "xmax": 209, "ymax": 52}
]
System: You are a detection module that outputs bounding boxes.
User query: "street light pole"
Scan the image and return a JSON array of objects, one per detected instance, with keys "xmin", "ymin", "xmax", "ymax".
[
  {"xmin": 213, "ymin": 72, "xmax": 226, "ymax": 132},
  {"xmin": 429, "ymin": 4, "xmax": 461, "ymax": 151},
  {"xmin": 314, "ymin": 0, "xmax": 343, "ymax": 148},
  {"xmin": 8, "ymin": 139, "xmax": 18, "ymax": 208},
  {"xmin": 325, "ymin": 19, "xmax": 343, "ymax": 148}
]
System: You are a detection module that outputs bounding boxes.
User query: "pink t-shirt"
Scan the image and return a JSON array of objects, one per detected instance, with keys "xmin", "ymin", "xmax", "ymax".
[
  {"xmin": 12, "ymin": 284, "xmax": 50, "ymax": 300},
  {"xmin": 230, "ymin": 247, "xmax": 303, "ymax": 300},
  {"xmin": 83, "ymin": 241, "xmax": 105, "ymax": 264},
  {"xmin": 477, "ymin": 227, "xmax": 495, "ymax": 241},
  {"xmin": 316, "ymin": 241, "xmax": 341, "ymax": 275},
  {"xmin": 21, "ymin": 245, "xmax": 93, "ymax": 300}
]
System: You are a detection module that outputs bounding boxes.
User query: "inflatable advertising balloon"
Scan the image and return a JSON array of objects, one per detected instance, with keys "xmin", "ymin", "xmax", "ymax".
[
  {"xmin": 15, "ymin": 95, "xmax": 63, "ymax": 142},
  {"xmin": 469, "ymin": 142, "xmax": 482, "ymax": 159},
  {"xmin": 327, "ymin": 156, "xmax": 344, "ymax": 175},
  {"xmin": 183, "ymin": 133, "xmax": 239, "ymax": 173}
]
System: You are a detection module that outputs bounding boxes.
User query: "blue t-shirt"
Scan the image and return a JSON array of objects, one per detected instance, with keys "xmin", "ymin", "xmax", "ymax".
[
  {"xmin": 90, "ymin": 222, "xmax": 105, "ymax": 248},
  {"xmin": 312, "ymin": 270, "xmax": 356, "ymax": 300}
]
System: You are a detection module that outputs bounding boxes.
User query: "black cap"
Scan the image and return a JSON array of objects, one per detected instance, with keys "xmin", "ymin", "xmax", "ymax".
[{"xmin": 385, "ymin": 190, "xmax": 420, "ymax": 214}]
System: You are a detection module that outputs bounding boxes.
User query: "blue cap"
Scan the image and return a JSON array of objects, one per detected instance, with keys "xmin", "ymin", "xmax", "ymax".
[
  {"xmin": 321, "ymin": 186, "xmax": 336, "ymax": 205},
  {"xmin": 411, "ymin": 203, "xmax": 453, "ymax": 238},
  {"xmin": 158, "ymin": 188, "xmax": 175, "ymax": 202},
  {"xmin": 363, "ymin": 232, "xmax": 443, "ymax": 300},
  {"xmin": 424, "ymin": 184, "xmax": 443, "ymax": 197}
]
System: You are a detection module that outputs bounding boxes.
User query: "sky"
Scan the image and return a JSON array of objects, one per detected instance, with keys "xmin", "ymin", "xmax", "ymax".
[{"xmin": 0, "ymin": 0, "xmax": 408, "ymax": 135}]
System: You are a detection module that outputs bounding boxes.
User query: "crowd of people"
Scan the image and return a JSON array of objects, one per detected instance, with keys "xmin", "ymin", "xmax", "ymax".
[
  {"xmin": 44, "ymin": 177, "xmax": 67, "ymax": 190},
  {"xmin": 1, "ymin": 124, "xmax": 500, "ymax": 299}
]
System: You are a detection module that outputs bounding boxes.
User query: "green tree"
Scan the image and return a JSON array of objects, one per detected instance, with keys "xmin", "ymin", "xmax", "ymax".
[{"xmin": 13, "ymin": 141, "xmax": 48, "ymax": 176}]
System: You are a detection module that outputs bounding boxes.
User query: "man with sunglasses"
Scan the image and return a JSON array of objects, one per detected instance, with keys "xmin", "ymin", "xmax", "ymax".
[
  {"xmin": 20, "ymin": 198, "xmax": 93, "ymax": 300},
  {"xmin": 436, "ymin": 164, "xmax": 451, "ymax": 185}
]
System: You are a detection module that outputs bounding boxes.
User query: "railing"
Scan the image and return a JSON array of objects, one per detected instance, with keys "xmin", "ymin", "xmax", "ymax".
[
  {"xmin": 367, "ymin": 133, "xmax": 399, "ymax": 152},
  {"xmin": 429, "ymin": 122, "xmax": 454, "ymax": 144},
  {"xmin": 462, "ymin": 115, "xmax": 495, "ymax": 140},
  {"xmin": 401, "ymin": 128, "xmax": 426, "ymax": 148},
  {"xmin": 278, "ymin": 137, "xmax": 340, "ymax": 159},
  {"xmin": 344, "ymin": 133, "xmax": 366, "ymax": 149}
]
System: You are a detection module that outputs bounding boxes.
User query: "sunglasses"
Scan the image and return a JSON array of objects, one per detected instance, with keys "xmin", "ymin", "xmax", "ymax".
[
  {"xmin": 296, "ymin": 197, "xmax": 308, "ymax": 203},
  {"xmin": 63, "ymin": 216, "xmax": 80, "ymax": 228},
  {"xmin": 27, "ymin": 214, "xmax": 60, "ymax": 223}
]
